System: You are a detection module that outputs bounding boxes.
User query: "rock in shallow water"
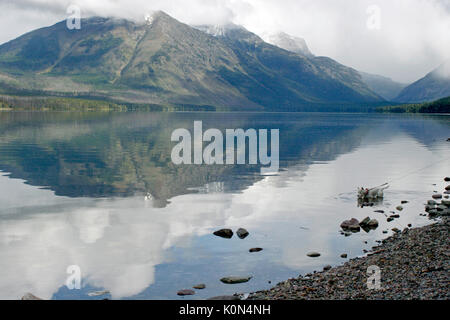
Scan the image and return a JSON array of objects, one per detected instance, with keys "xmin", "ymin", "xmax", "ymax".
[
  {"xmin": 220, "ymin": 276, "xmax": 252, "ymax": 284},
  {"xmin": 249, "ymin": 248, "xmax": 263, "ymax": 253},
  {"xmin": 432, "ymin": 194, "xmax": 443, "ymax": 200},
  {"xmin": 236, "ymin": 228, "xmax": 249, "ymax": 239},
  {"xmin": 213, "ymin": 229, "xmax": 233, "ymax": 239},
  {"xmin": 340, "ymin": 218, "xmax": 360, "ymax": 232},
  {"xmin": 368, "ymin": 219, "xmax": 379, "ymax": 228},
  {"xmin": 307, "ymin": 252, "xmax": 321, "ymax": 258},
  {"xmin": 193, "ymin": 284, "xmax": 206, "ymax": 289},
  {"xmin": 178, "ymin": 289, "xmax": 195, "ymax": 296}
]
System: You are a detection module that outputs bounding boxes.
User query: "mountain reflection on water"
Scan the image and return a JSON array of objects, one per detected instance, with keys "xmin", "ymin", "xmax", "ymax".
[{"xmin": 0, "ymin": 112, "xmax": 448, "ymax": 300}]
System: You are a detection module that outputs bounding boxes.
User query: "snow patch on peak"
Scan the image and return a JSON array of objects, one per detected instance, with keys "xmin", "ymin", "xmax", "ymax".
[
  {"xmin": 263, "ymin": 32, "xmax": 314, "ymax": 57},
  {"xmin": 193, "ymin": 23, "xmax": 243, "ymax": 37}
]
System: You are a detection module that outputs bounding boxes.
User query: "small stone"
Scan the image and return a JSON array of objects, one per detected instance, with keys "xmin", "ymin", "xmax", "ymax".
[
  {"xmin": 374, "ymin": 210, "xmax": 385, "ymax": 213},
  {"xmin": 307, "ymin": 252, "xmax": 321, "ymax": 258},
  {"xmin": 383, "ymin": 230, "xmax": 388, "ymax": 234},
  {"xmin": 236, "ymin": 228, "xmax": 249, "ymax": 239},
  {"xmin": 408, "ymin": 224, "xmax": 412, "ymax": 227},
  {"xmin": 428, "ymin": 200, "xmax": 437, "ymax": 205},
  {"xmin": 193, "ymin": 284, "xmax": 206, "ymax": 290},
  {"xmin": 445, "ymin": 185, "xmax": 450, "ymax": 191},
  {"xmin": 401, "ymin": 200, "xmax": 409, "ymax": 204},
  {"xmin": 177, "ymin": 289, "xmax": 195, "ymax": 296},
  {"xmin": 340, "ymin": 254, "xmax": 348, "ymax": 258},
  {"xmin": 323, "ymin": 265, "xmax": 332, "ymax": 271},
  {"xmin": 392, "ymin": 228, "xmax": 400, "ymax": 233},
  {"xmin": 220, "ymin": 276, "xmax": 252, "ymax": 284},
  {"xmin": 387, "ymin": 217, "xmax": 394, "ymax": 222},
  {"xmin": 249, "ymin": 248, "xmax": 263, "ymax": 253},
  {"xmin": 444, "ymin": 177, "xmax": 450, "ymax": 182},
  {"xmin": 213, "ymin": 229, "xmax": 233, "ymax": 239},
  {"xmin": 390, "ymin": 214, "xmax": 400, "ymax": 218},
  {"xmin": 432, "ymin": 194, "xmax": 443, "ymax": 200},
  {"xmin": 396, "ymin": 206, "xmax": 403, "ymax": 211}
]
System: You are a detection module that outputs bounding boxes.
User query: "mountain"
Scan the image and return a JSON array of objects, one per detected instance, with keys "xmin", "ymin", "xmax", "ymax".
[
  {"xmin": 194, "ymin": 23, "xmax": 383, "ymax": 109},
  {"xmin": 359, "ymin": 72, "xmax": 407, "ymax": 101},
  {"xmin": 263, "ymin": 32, "xmax": 314, "ymax": 58},
  {"xmin": 0, "ymin": 11, "xmax": 384, "ymax": 111},
  {"xmin": 259, "ymin": 31, "xmax": 404, "ymax": 101},
  {"xmin": 395, "ymin": 61, "xmax": 450, "ymax": 103}
]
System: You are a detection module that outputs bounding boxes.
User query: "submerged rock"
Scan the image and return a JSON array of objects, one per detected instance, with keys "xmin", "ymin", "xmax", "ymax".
[
  {"xmin": 340, "ymin": 218, "xmax": 360, "ymax": 232},
  {"xmin": 193, "ymin": 284, "xmax": 206, "ymax": 290},
  {"xmin": 368, "ymin": 219, "xmax": 379, "ymax": 228},
  {"xmin": 177, "ymin": 289, "xmax": 195, "ymax": 296},
  {"xmin": 249, "ymin": 248, "xmax": 263, "ymax": 253},
  {"xmin": 359, "ymin": 217, "xmax": 371, "ymax": 227},
  {"xmin": 307, "ymin": 252, "xmax": 321, "ymax": 258},
  {"xmin": 236, "ymin": 228, "xmax": 249, "ymax": 239},
  {"xmin": 220, "ymin": 276, "xmax": 252, "ymax": 284},
  {"xmin": 213, "ymin": 229, "xmax": 233, "ymax": 239}
]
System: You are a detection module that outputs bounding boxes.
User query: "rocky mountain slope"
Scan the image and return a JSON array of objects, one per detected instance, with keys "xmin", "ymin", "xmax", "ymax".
[
  {"xmin": 395, "ymin": 61, "xmax": 450, "ymax": 103},
  {"xmin": 0, "ymin": 11, "xmax": 384, "ymax": 110}
]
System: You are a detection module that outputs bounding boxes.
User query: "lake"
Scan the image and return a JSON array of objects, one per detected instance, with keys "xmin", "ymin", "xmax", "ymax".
[{"xmin": 0, "ymin": 111, "xmax": 448, "ymax": 300}]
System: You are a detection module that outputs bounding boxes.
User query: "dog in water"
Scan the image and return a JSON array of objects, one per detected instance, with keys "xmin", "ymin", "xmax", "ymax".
[{"xmin": 358, "ymin": 183, "xmax": 389, "ymax": 200}]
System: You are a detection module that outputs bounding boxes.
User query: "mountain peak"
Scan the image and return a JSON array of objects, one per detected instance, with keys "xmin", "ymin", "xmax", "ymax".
[
  {"xmin": 263, "ymin": 32, "xmax": 313, "ymax": 57},
  {"xmin": 433, "ymin": 60, "xmax": 450, "ymax": 79}
]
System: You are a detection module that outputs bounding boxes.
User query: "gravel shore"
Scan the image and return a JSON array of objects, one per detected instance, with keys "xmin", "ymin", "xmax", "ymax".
[{"xmin": 248, "ymin": 217, "xmax": 449, "ymax": 300}]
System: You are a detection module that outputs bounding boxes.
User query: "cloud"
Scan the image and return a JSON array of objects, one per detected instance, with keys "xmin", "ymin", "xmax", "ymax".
[{"xmin": 0, "ymin": 0, "xmax": 449, "ymax": 82}]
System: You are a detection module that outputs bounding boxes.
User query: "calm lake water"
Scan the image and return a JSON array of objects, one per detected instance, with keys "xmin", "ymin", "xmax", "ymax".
[{"xmin": 0, "ymin": 111, "xmax": 448, "ymax": 300}]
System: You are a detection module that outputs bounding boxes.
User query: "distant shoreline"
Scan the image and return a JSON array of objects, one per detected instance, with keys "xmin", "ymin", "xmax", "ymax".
[{"xmin": 1, "ymin": 93, "xmax": 449, "ymax": 113}]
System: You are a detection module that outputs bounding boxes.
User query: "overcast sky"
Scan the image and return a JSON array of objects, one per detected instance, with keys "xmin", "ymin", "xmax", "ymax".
[{"xmin": 0, "ymin": 0, "xmax": 449, "ymax": 83}]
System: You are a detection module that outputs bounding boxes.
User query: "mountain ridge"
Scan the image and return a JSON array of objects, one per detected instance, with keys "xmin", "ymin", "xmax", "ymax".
[
  {"xmin": 395, "ymin": 60, "xmax": 450, "ymax": 103},
  {"xmin": 0, "ymin": 11, "xmax": 385, "ymax": 111}
]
